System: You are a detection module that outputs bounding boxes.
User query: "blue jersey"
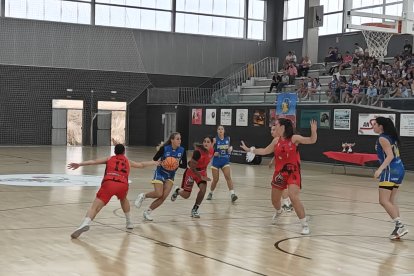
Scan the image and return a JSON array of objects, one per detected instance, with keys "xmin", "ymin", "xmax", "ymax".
[
  {"xmin": 375, "ymin": 134, "xmax": 405, "ymax": 185},
  {"xmin": 153, "ymin": 145, "xmax": 185, "ymax": 183},
  {"xmin": 214, "ymin": 136, "xmax": 231, "ymax": 159}
]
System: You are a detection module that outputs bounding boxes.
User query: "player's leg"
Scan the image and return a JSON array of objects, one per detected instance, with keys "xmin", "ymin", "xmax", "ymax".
[
  {"xmin": 135, "ymin": 181, "xmax": 163, "ymax": 208},
  {"xmin": 171, "ymin": 169, "xmax": 192, "ymax": 201},
  {"xmin": 120, "ymin": 197, "xmax": 133, "ymax": 229},
  {"xmin": 144, "ymin": 180, "xmax": 174, "ymax": 221},
  {"xmin": 222, "ymin": 165, "xmax": 237, "ymax": 202},
  {"xmin": 207, "ymin": 167, "xmax": 220, "ymax": 200},
  {"xmin": 288, "ymin": 184, "xmax": 309, "ymax": 235},
  {"xmin": 271, "ymin": 187, "xmax": 284, "ymax": 224},
  {"xmin": 191, "ymin": 182, "xmax": 207, "ymax": 218},
  {"xmin": 281, "ymin": 188, "xmax": 293, "ymax": 212},
  {"xmin": 71, "ymin": 197, "xmax": 105, "ymax": 239}
]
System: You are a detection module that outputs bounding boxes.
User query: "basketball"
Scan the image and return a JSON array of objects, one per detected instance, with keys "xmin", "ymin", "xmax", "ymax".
[{"xmin": 162, "ymin": 156, "xmax": 179, "ymax": 171}]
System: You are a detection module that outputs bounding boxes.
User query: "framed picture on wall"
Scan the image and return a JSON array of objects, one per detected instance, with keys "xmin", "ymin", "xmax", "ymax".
[
  {"xmin": 205, "ymin": 109, "xmax": 216, "ymax": 125},
  {"xmin": 220, "ymin": 109, "xmax": 232, "ymax": 126},
  {"xmin": 300, "ymin": 110, "xmax": 330, "ymax": 129},
  {"xmin": 269, "ymin": 109, "xmax": 276, "ymax": 127},
  {"xmin": 253, "ymin": 109, "xmax": 266, "ymax": 126},
  {"xmin": 236, "ymin": 109, "xmax": 248, "ymax": 126},
  {"xmin": 333, "ymin": 109, "xmax": 351, "ymax": 130},
  {"xmin": 400, "ymin": 114, "xmax": 414, "ymax": 137},
  {"xmin": 191, "ymin": 108, "xmax": 202, "ymax": 125}
]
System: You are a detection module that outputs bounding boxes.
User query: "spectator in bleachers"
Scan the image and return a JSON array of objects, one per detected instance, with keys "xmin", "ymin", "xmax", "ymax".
[
  {"xmin": 324, "ymin": 47, "xmax": 338, "ymax": 66},
  {"xmin": 327, "ymin": 75, "xmax": 339, "ymax": 103},
  {"xmin": 287, "ymin": 63, "xmax": 298, "ymax": 85},
  {"xmin": 298, "ymin": 56, "xmax": 312, "ymax": 77},
  {"xmin": 284, "ymin": 51, "xmax": 297, "ymax": 67},
  {"xmin": 365, "ymin": 81, "xmax": 378, "ymax": 105},
  {"xmin": 390, "ymin": 82, "xmax": 407, "ymax": 98},
  {"xmin": 403, "ymin": 39, "xmax": 412, "ymax": 57},
  {"xmin": 268, "ymin": 73, "xmax": 281, "ymax": 93},
  {"xmin": 353, "ymin": 43, "xmax": 364, "ymax": 63},
  {"xmin": 338, "ymin": 51, "xmax": 353, "ymax": 74}
]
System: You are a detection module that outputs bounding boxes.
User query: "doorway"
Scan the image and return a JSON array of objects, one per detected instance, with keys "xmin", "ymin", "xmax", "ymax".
[
  {"xmin": 52, "ymin": 100, "xmax": 83, "ymax": 146},
  {"xmin": 97, "ymin": 101, "xmax": 127, "ymax": 145}
]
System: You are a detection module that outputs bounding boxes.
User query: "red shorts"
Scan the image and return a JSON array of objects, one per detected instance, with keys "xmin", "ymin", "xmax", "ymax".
[
  {"xmin": 96, "ymin": 180, "xmax": 129, "ymax": 205},
  {"xmin": 271, "ymin": 170, "xmax": 301, "ymax": 190},
  {"xmin": 181, "ymin": 168, "xmax": 207, "ymax": 193}
]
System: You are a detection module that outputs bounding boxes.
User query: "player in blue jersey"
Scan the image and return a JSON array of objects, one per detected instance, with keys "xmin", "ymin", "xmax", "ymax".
[
  {"xmin": 373, "ymin": 116, "xmax": 408, "ymax": 239},
  {"xmin": 206, "ymin": 125, "xmax": 238, "ymax": 202},
  {"xmin": 134, "ymin": 132, "xmax": 187, "ymax": 221}
]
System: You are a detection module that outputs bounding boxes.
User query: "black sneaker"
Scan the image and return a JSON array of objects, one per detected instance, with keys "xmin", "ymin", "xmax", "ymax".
[
  {"xmin": 170, "ymin": 187, "xmax": 180, "ymax": 202},
  {"xmin": 231, "ymin": 194, "xmax": 238, "ymax": 202}
]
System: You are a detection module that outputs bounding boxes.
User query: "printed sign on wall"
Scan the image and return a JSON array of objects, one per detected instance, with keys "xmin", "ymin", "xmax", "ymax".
[
  {"xmin": 205, "ymin": 109, "xmax": 217, "ymax": 125},
  {"xmin": 220, "ymin": 109, "xmax": 232, "ymax": 126},
  {"xmin": 236, "ymin": 109, "xmax": 248, "ymax": 126},
  {"xmin": 358, "ymin": 113, "xmax": 396, "ymax": 135}
]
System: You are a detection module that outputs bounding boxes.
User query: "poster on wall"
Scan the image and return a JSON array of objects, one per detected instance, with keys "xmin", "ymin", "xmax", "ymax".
[
  {"xmin": 300, "ymin": 110, "xmax": 331, "ymax": 129},
  {"xmin": 400, "ymin": 114, "xmax": 414, "ymax": 137},
  {"xmin": 270, "ymin": 109, "xmax": 297, "ymax": 128},
  {"xmin": 358, "ymin": 113, "xmax": 396, "ymax": 135},
  {"xmin": 191, "ymin": 108, "xmax": 202, "ymax": 125},
  {"xmin": 253, "ymin": 109, "xmax": 266, "ymax": 126},
  {"xmin": 236, "ymin": 109, "xmax": 248, "ymax": 126},
  {"xmin": 334, "ymin": 109, "xmax": 351, "ymax": 130},
  {"xmin": 220, "ymin": 109, "xmax": 232, "ymax": 126},
  {"xmin": 205, "ymin": 109, "xmax": 217, "ymax": 125}
]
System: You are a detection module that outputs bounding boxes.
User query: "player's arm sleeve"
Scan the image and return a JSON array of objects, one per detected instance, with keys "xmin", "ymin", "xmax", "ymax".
[
  {"xmin": 179, "ymin": 150, "xmax": 188, "ymax": 169},
  {"xmin": 153, "ymin": 146, "xmax": 164, "ymax": 161}
]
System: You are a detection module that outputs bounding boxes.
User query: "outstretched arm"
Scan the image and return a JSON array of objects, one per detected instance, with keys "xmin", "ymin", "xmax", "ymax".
[
  {"xmin": 130, "ymin": 160, "xmax": 159, "ymax": 169},
  {"xmin": 240, "ymin": 138, "xmax": 277, "ymax": 156},
  {"xmin": 67, "ymin": 157, "xmax": 108, "ymax": 170},
  {"xmin": 292, "ymin": 120, "xmax": 318, "ymax": 145}
]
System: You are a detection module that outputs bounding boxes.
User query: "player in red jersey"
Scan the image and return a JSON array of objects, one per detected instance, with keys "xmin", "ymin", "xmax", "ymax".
[
  {"xmin": 241, "ymin": 119, "xmax": 317, "ymax": 235},
  {"xmin": 170, "ymin": 136, "xmax": 214, "ymax": 218},
  {"xmin": 68, "ymin": 144, "xmax": 157, "ymax": 239}
]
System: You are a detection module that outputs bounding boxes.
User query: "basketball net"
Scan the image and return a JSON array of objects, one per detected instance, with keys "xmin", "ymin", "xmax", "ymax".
[{"xmin": 361, "ymin": 30, "xmax": 394, "ymax": 62}]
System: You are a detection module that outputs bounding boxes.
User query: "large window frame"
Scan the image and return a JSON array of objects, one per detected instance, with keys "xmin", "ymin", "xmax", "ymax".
[{"xmin": 2, "ymin": 0, "xmax": 267, "ymax": 41}]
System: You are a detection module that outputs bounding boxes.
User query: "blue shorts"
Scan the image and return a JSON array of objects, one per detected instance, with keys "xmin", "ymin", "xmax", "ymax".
[
  {"xmin": 211, "ymin": 157, "xmax": 230, "ymax": 170},
  {"xmin": 379, "ymin": 165, "xmax": 405, "ymax": 188},
  {"xmin": 152, "ymin": 167, "xmax": 176, "ymax": 184}
]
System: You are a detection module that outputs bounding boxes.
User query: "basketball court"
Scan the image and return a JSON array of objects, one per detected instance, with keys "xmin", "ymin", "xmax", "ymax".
[{"xmin": 0, "ymin": 146, "xmax": 413, "ymax": 275}]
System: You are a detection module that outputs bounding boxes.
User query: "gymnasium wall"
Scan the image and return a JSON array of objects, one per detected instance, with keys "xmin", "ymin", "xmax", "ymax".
[{"xmin": 184, "ymin": 104, "xmax": 414, "ymax": 171}]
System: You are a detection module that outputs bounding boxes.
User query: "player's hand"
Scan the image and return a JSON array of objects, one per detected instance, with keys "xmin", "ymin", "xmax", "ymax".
[
  {"xmin": 240, "ymin": 141, "xmax": 249, "ymax": 152},
  {"xmin": 67, "ymin": 163, "xmax": 80, "ymax": 170},
  {"xmin": 214, "ymin": 152, "xmax": 219, "ymax": 157},
  {"xmin": 310, "ymin": 119, "xmax": 317, "ymax": 132},
  {"xmin": 227, "ymin": 146, "xmax": 233, "ymax": 153},
  {"xmin": 374, "ymin": 168, "xmax": 382, "ymax": 179}
]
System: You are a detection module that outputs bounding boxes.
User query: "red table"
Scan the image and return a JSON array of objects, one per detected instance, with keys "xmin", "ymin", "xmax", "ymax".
[{"xmin": 323, "ymin": 151, "xmax": 379, "ymax": 174}]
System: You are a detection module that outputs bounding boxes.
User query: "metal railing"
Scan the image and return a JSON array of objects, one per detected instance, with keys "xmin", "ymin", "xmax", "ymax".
[
  {"xmin": 147, "ymin": 87, "xmax": 213, "ymax": 104},
  {"xmin": 212, "ymin": 57, "xmax": 279, "ymax": 92}
]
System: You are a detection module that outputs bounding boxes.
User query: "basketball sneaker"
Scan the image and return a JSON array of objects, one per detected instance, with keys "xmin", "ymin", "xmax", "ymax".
[
  {"xmin": 134, "ymin": 193, "xmax": 145, "ymax": 209},
  {"xmin": 390, "ymin": 225, "xmax": 408, "ymax": 240},
  {"xmin": 206, "ymin": 192, "xmax": 213, "ymax": 200},
  {"xmin": 271, "ymin": 210, "xmax": 283, "ymax": 224},
  {"xmin": 231, "ymin": 194, "xmax": 238, "ymax": 202},
  {"xmin": 143, "ymin": 210, "xmax": 153, "ymax": 221},
  {"xmin": 282, "ymin": 203, "xmax": 293, "ymax": 212},
  {"xmin": 70, "ymin": 225, "xmax": 90, "ymax": 239},
  {"xmin": 301, "ymin": 225, "xmax": 310, "ymax": 235},
  {"xmin": 171, "ymin": 187, "xmax": 180, "ymax": 202},
  {"xmin": 126, "ymin": 222, "xmax": 134, "ymax": 230},
  {"xmin": 191, "ymin": 208, "xmax": 200, "ymax": 218}
]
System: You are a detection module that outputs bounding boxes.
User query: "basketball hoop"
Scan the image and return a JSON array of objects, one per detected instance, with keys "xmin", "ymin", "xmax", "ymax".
[{"xmin": 361, "ymin": 22, "xmax": 401, "ymax": 61}]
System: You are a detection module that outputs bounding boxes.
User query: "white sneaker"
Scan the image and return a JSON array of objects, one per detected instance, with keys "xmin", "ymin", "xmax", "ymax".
[
  {"xmin": 134, "ymin": 193, "xmax": 145, "ymax": 209},
  {"xmin": 191, "ymin": 209, "xmax": 200, "ymax": 218},
  {"xmin": 126, "ymin": 221, "xmax": 134, "ymax": 229},
  {"xmin": 301, "ymin": 225, "xmax": 310, "ymax": 235},
  {"xmin": 272, "ymin": 210, "xmax": 283, "ymax": 224},
  {"xmin": 70, "ymin": 225, "xmax": 90, "ymax": 239},
  {"xmin": 206, "ymin": 192, "xmax": 213, "ymax": 200},
  {"xmin": 390, "ymin": 225, "xmax": 408, "ymax": 240},
  {"xmin": 143, "ymin": 210, "xmax": 153, "ymax": 221}
]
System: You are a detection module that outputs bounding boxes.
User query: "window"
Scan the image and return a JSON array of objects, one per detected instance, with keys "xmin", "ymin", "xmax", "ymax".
[
  {"xmin": 6, "ymin": 0, "xmax": 91, "ymax": 24},
  {"xmin": 283, "ymin": 0, "xmax": 305, "ymax": 40},
  {"xmin": 318, "ymin": 0, "xmax": 343, "ymax": 36}
]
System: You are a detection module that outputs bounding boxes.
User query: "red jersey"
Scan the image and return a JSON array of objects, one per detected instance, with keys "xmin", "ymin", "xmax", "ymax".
[
  {"xmin": 274, "ymin": 138, "xmax": 300, "ymax": 172},
  {"xmin": 195, "ymin": 147, "xmax": 214, "ymax": 170},
  {"xmin": 102, "ymin": 155, "xmax": 130, "ymax": 184}
]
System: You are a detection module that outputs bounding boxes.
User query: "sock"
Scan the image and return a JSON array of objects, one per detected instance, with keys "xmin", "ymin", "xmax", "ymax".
[
  {"xmin": 125, "ymin": 212, "xmax": 131, "ymax": 223},
  {"xmin": 79, "ymin": 217, "xmax": 91, "ymax": 228},
  {"xmin": 275, "ymin": 208, "xmax": 282, "ymax": 214},
  {"xmin": 287, "ymin": 197, "xmax": 292, "ymax": 205},
  {"xmin": 300, "ymin": 218, "xmax": 308, "ymax": 227},
  {"xmin": 146, "ymin": 208, "xmax": 152, "ymax": 214},
  {"xmin": 230, "ymin": 190, "xmax": 235, "ymax": 195},
  {"xmin": 209, "ymin": 191, "xmax": 213, "ymax": 194},
  {"xmin": 394, "ymin": 217, "xmax": 403, "ymax": 226},
  {"xmin": 282, "ymin": 198, "xmax": 290, "ymax": 206},
  {"xmin": 192, "ymin": 204, "xmax": 199, "ymax": 211}
]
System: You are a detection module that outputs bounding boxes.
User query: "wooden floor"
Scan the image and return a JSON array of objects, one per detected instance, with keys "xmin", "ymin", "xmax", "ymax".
[{"xmin": 0, "ymin": 146, "xmax": 413, "ymax": 276}]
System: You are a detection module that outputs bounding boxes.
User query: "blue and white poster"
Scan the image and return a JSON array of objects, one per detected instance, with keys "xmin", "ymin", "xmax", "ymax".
[{"xmin": 275, "ymin": 93, "xmax": 297, "ymax": 128}]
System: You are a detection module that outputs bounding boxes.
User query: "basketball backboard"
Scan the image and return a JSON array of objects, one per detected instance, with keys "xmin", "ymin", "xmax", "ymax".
[{"xmin": 345, "ymin": 0, "xmax": 414, "ymax": 34}]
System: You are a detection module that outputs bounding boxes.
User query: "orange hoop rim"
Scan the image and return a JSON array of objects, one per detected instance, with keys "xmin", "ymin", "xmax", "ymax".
[{"xmin": 361, "ymin": 21, "xmax": 402, "ymax": 33}]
